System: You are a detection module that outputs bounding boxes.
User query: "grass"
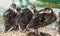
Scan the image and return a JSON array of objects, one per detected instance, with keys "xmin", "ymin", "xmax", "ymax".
[{"xmin": 0, "ymin": 27, "xmax": 57, "ymax": 36}]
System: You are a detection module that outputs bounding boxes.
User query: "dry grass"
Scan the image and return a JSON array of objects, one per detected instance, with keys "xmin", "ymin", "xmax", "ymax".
[
  {"xmin": 38, "ymin": 27, "xmax": 57, "ymax": 36},
  {"xmin": 0, "ymin": 27, "xmax": 57, "ymax": 36}
]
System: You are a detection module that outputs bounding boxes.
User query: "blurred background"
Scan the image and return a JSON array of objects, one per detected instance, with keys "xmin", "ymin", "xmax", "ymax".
[{"xmin": 0, "ymin": 0, "xmax": 60, "ymax": 30}]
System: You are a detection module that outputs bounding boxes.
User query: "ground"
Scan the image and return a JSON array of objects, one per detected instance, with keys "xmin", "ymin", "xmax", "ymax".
[{"xmin": 0, "ymin": 27, "xmax": 57, "ymax": 36}]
